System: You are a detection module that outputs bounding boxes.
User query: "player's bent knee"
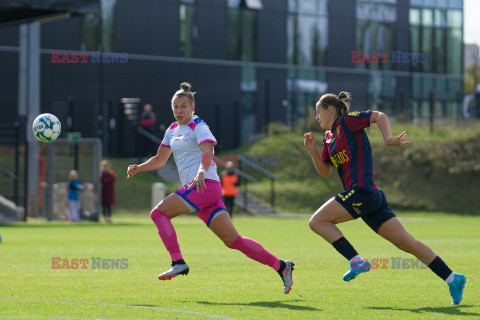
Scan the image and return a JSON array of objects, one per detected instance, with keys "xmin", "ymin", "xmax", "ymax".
[{"xmin": 150, "ymin": 209, "xmax": 162, "ymax": 221}]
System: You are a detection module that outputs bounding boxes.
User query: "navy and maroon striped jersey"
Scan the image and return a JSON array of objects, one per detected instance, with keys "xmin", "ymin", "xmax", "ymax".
[{"xmin": 321, "ymin": 110, "xmax": 379, "ymax": 191}]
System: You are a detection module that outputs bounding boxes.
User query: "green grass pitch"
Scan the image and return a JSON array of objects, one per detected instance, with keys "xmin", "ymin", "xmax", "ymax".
[{"xmin": 0, "ymin": 213, "xmax": 478, "ymax": 319}]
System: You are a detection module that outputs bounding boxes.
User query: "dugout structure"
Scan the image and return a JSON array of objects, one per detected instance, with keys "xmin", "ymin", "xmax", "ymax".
[{"xmin": 43, "ymin": 138, "xmax": 102, "ymax": 221}]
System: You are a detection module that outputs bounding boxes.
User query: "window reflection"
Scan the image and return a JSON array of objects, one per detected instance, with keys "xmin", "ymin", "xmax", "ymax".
[
  {"xmin": 180, "ymin": 1, "xmax": 197, "ymax": 58},
  {"xmin": 287, "ymin": 0, "xmax": 328, "ymax": 66}
]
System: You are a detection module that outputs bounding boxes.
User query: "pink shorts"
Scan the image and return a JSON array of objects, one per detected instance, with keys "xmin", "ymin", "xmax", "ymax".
[{"xmin": 174, "ymin": 179, "xmax": 227, "ymax": 227}]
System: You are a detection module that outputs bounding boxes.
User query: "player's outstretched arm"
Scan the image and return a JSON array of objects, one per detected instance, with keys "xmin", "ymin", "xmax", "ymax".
[
  {"xmin": 127, "ymin": 146, "xmax": 172, "ymax": 178},
  {"xmin": 304, "ymin": 132, "xmax": 332, "ymax": 178},
  {"xmin": 370, "ymin": 111, "xmax": 410, "ymax": 147}
]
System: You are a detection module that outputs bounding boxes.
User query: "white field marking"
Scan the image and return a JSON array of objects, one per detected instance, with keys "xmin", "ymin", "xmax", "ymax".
[{"xmin": 0, "ymin": 298, "xmax": 239, "ymax": 320}]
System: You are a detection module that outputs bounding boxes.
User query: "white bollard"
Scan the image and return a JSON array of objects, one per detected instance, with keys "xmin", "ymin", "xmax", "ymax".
[{"xmin": 151, "ymin": 183, "xmax": 166, "ymax": 209}]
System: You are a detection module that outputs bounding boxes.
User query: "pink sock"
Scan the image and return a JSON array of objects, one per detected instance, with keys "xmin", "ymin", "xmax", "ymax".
[
  {"xmin": 150, "ymin": 209, "xmax": 183, "ymax": 262},
  {"xmin": 229, "ymin": 235, "xmax": 280, "ymax": 271}
]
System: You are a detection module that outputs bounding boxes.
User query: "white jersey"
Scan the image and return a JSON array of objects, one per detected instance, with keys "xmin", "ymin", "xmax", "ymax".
[{"xmin": 160, "ymin": 116, "xmax": 219, "ymax": 186}]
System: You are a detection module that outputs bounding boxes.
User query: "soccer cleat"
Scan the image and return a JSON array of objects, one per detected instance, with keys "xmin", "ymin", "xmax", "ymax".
[
  {"xmin": 158, "ymin": 263, "xmax": 189, "ymax": 281},
  {"xmin": 448, "ymin": 273, "xmax": 466, "ymax": 305},
  {"xmin": 280, "ymin": 260, "xmax": 295, "ymax": 294},
  {"xmin": 343, "ymin": 259, "xmax": 371, "ymax": 282}
]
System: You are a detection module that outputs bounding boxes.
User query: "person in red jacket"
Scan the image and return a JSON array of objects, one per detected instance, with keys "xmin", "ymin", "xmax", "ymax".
[
  {"xmin": 220, "ymin": 161, "xmax": 239, "ymax": 217},
  {"xmin": 139, "ymin": 103, "xmax": 157, "ymax": 157},
  {"xmin": 100, "ymin": 160, "xmax": 116, "ymax": 222}
]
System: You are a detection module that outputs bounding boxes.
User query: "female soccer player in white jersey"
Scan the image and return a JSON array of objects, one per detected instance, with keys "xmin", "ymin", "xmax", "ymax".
[{"xmin": 127, "ymin": 83, "xmax": 294, "ymax": 294}]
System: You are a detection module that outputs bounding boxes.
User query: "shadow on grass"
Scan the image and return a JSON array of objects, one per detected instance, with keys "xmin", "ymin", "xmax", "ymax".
[
  {"xmin": 367, "ymin": 305, "xmax": 479, "ymax": 317},
  {"xmin": 190, "ymin": 299, "xmax": 320, "ymax": 311}
]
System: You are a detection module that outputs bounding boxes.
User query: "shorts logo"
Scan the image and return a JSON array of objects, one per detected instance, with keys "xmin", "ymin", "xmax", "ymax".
[
  {"xmin": 338, "ymin": 190, "xmax": 355, "ymax": 202},
  {"xmin": 352, "ymin": 202, "xmax": 362, "ymax": 215}
]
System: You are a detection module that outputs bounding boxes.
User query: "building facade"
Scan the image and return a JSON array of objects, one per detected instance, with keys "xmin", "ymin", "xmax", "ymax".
[{"xmin": 0, "ymin": 0, "xmax": 464, "ymax": 155}]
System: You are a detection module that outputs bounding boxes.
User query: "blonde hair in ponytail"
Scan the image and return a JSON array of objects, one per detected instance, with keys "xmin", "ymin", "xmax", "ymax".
[
  {"xmin": 172, "ymin": 82, "xmax": 196, "ymax": 106},
  {"xmin": 318, "ymin": 91, "xmax": 351, "ymax": 115}
]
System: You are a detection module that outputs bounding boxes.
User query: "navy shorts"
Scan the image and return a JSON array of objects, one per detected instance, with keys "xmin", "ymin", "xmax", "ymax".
[{"xmin": 334, "ymin": 187, "xmax": 396, "ymax": 232}]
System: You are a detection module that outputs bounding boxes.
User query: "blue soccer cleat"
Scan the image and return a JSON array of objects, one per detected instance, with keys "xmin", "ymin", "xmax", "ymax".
[
  {"xmin": 343, "ymin": 259, "xmax": 371, "ymax": 282},
  {"xmin": 448, "ymin": 273, "xmax": 466, "ymax": 305}
]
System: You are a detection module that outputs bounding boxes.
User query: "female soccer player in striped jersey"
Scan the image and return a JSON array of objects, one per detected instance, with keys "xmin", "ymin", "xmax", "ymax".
[
  {"xmin": 304, "ymin": 91, "xmax": 466, "ymax": 305},
  {"xmin": 127, "ymin": 82, "xmax": 294, "ymax": 294}
]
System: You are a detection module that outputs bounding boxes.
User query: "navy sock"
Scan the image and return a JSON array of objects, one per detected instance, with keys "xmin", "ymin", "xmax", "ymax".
[
  {"xmin": 277, "ymin": 260, "xmax": 286, "ymax": 276},
  {"xmin": 332, "ymin": 237, "xmax": 359, "ymax": 261},
  {"xmin": 428, "ymin": 256, "xmax": 453, "ymax": 281},
  {"xmin": 172, "ymin": 259, "xmax": 186, "ymax": 266}
]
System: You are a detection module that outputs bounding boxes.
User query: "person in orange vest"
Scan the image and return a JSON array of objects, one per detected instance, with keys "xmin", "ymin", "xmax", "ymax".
[{"xmin": 220, "ymin": 161, "xmax": 239, "ymax": 217}]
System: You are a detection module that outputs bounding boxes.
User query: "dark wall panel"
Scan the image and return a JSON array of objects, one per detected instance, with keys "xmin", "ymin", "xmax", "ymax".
[
  {"xmin": 257, "ymin": 0, "xmax": 287, "ymax": 64},
  {"xmin": 196, "ymin": 0, "xmax": 227, "ymax": 59}
]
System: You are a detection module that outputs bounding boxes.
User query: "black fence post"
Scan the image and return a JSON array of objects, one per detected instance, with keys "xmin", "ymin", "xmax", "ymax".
[
  {"xmin": 23, "ymin": 140, "xmax": 28, "ymax": 221},
  {"xmin": 14, "ymin": 122, "xmax": 19, "ymax": 206}
]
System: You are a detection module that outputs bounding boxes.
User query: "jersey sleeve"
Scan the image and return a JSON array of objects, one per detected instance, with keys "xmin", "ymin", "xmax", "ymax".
[
  {"xmin": 160, "ymin": 127, "xmax": 172, "ymax": 148},
  {"xmin": 342, "ymin": 110, "xmax": 372, "ymax": 132},
  {"xmin": 195, "ymin": 122, "xmax": 218, "ymax": 146},
  {"xmin": 321, "ymin": 136, "xmax": 333, "ymax": 165}
]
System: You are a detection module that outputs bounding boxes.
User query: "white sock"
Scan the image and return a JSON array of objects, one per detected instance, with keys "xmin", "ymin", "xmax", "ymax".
[
  {"xmin": 445, "ymin": 272, "xmax": 455, "ymax": 284},
  {"xmin": 349, "ymin": 255, "xmax": 362, "ymax": 262}
]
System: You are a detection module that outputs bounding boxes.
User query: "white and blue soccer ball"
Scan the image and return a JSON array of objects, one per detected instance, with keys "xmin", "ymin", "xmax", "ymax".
[{"xmin": 32, "ymin": 113, "xmax": 61, "ymax": 143}]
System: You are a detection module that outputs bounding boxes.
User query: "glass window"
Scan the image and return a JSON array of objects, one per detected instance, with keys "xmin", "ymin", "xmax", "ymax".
[
  {"xmin": 298, "ymin": 0, "xmax": 316, "ymax": 14},
  {"xmin": 288, "ymin": 0, "xmax": 298, "ymax": 12},
  {"xmin": 227, "ymin": 7, "xmax": 257, "ymax": 61},
  {"xmin": 241, "ymin": 66, "xmax": 257, "ymax": 91},
  {"xmin": 421, "ymin": 26, "xmax": 433, "ymax": 72},
  {"xmin": 101, "ymin": 0, "xmax": 117, "ymax": 52},
  {"xmin": 180, "ymin": 3, "xmax": 197, "ymax": 58},
  {"xmin": 244, "ymin": 0, "xmax": 263, "ymax": 10},
  {"xmin": 433, "ymin": 28, "xmax": 446, "ymax": 73},
  {"xmin": 447, "ymin": 10, "xmax": 462, "ymax": 28},
  {"xmin": 288, "ymin": 0, "xmax": 328, "ymax": 66},
  {"xmin": 409, "ymin": 8, "xmax": 421, "ymax": 26},
  {"xmin": 227, "ymin": 9, "xmax": 240, "ymax": 60},
  {"xmin": 447, "ymin": 28, "xmax": 462, "ymax": 75},
  {"xmin": 412, "ymin": 75, "xmax": 421, "ymax": 98},
  {"xmin": 422, "ymin": 77, "xmax": 434, "ymax": 98},
  {"xmin": 81, "ymin": 13, "xmax": 100, "ymax": 51},
  {"xmin": 434, "ymin": 9, "xmax": 447, "ymax": 28},
  {"xmin": 422, "ymin": 9, "xmax": 433, "ymax": 26},
  {"xmin": 242, "ymin": 10, "xmax": 257, "ymax": 61},
  {"xmin": 435, "ymin": 78, "xmax": 447, "ymax": 99}
]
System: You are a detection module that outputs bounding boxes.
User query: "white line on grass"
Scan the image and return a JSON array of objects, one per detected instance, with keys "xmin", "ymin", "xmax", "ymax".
[{"xmin": 1, "ymin": 298, "xmax": 239, "ymax": 320}]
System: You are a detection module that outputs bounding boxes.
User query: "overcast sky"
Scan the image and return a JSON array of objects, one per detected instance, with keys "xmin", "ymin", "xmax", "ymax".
[{"xmin": 464, "ymin": 0, "xmax": 480, "ymax": 47}]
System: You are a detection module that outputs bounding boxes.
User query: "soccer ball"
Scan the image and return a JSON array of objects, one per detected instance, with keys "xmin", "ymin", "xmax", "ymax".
[{"xmin": 32, "ymin": 113, "xmax": 61, "ymax": 143}]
